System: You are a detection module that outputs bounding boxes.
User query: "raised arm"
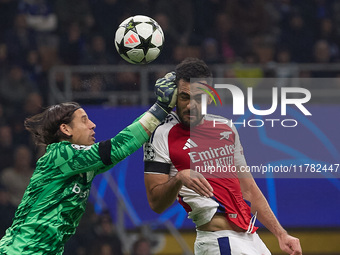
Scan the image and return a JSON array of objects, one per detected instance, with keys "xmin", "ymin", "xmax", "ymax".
[
  {"xmin": 102, "ymin": 72, "xmax": 178, "ymax": 168},
  {"xmin": 60, "ymin": 73, "xmax": 178, "ymax": 176}
]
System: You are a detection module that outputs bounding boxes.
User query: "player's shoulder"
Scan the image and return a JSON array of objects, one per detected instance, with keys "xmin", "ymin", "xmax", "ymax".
[
  {"xmin": 149, "ymin": 112, "xmax": 180, "ymax": 143},
  {"xmin": 155, "ymin": 112, "xmax": 180, "ymax": 132},
  {"xmin": 204, "ymin": 113, "xmax": 233, "ymax": 127},
  {"xmin": 163, "ymin": 111, "xmax": 180, "ymax": 125},
  {"xmin": 204, "ymin": 113, "xmax": 239, "ymax": 135},
  {"xmin": 52, "ymin": 141, "xmax": 92, "ymax": 151},
  {"xmin": 204, "ymin": 113, "xmax": 231, "ymax": 122},
  {"xmin": 42, "ymin": 142, "xmax": 78, "ymax": 167}
]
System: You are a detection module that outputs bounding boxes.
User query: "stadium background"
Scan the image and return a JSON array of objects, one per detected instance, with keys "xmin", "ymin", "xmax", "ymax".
[{"xmin": 0, "ymin": 0, "xmax": 339, "ymax": 254}]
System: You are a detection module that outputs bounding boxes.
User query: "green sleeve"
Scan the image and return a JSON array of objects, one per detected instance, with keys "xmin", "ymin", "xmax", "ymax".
[
  {"xmin": 95, "ymin": 115, "xmax": 149, "ymax": 174},
  {"xmin": 57, "ymin": 114, "xmax": 149, "ymax": 176}
]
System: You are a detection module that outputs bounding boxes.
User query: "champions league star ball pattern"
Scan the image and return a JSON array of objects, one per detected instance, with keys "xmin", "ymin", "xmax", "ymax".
[
  {"xmin": 114, "ymin": 15, "xmax": 164, "ymax": 64},
  {"xmin": 144, "ymin": 143, "xmax": 156, "ymax": 161}
]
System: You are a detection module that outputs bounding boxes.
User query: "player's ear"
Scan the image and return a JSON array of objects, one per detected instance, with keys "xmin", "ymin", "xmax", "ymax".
[
  {"xmin": 60, "ymin": 124, "xmax": 72, "ymax": 136},
  {"xmin": 207, "ymin": 91, "xmax": 214, "ymax": 105}
]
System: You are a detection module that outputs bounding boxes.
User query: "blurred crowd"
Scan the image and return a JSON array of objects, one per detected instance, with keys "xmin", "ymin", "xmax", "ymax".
[
  {"xmin": 0, "ymin": 0, "xmax": 340, "ymax": 253},
  {"xmin": 64, "ymin": 207, "xmax": 153, "ymax": 255},
  {"xmin": 0, "ymin": 0, "xmax": 339, "ymax": 109}
]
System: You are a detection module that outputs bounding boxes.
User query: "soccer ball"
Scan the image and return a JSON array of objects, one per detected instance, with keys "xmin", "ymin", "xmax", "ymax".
[{"xmin": 114, "ymin": 15, "xmax": 164, "ymax": 64}]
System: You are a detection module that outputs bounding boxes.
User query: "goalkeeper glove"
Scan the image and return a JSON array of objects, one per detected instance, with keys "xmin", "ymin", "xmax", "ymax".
[
  {"xmin": 140, "ymin": 72, "xmax": 177, "ymax": 132},
  {"xmin": 149, "ymin": 71, "xmax": 177, "ymax": 121}
]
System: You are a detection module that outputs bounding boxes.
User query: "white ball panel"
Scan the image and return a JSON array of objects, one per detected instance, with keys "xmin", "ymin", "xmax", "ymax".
[
  {"xmin": 133, "ymin": 15, "xmax": 151, "ymax": 23},
  {"xmin": 145, "ymin": 48, "xmax": 160, "ymax": 63},
  {"xmin": 158, "ymin": 26, "xmax": 164, "ymax": 37},
  {"xmin": 135, "ymin": 23, "xmax": 153, "ymax": 40},
  {"xmin": 115, "ymin": 27, "xmax": 125, "ymax": 44},
  {"xmin": 114, "ymin": 41, "xmax": 120, "ymax": 52},
  {"xmin": 151, "ymin": 30, "xmax": 164, "ymax": 47},
  {"xmin": 127, "ymin": 48, "xmax": 145, "ymax": 63}
]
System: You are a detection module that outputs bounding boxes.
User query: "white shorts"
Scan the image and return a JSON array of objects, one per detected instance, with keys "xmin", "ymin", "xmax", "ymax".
[{"xmin": 194, "ymin": 230, "xmax": 271, "ymax": 255}]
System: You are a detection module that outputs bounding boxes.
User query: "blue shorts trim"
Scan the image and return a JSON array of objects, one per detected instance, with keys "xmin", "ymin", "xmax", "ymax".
[{"xmin": 218, "ymin": 236, "xmax": 231, "ymax": 255}]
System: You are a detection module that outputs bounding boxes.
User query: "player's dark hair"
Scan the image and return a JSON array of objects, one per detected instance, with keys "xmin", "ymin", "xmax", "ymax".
[
  {"xmin": 175, "ymin": 57, "xmax": 212, "ymax": 84},
  {"xmin": 24, "ymin": 102, "xmax": 81, "ymax": 146}
]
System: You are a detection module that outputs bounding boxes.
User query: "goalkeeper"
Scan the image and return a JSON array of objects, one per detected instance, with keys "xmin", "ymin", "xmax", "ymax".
[{"xmin": 0, "ymin": 73, "xmax": 177, "ymax": 255}]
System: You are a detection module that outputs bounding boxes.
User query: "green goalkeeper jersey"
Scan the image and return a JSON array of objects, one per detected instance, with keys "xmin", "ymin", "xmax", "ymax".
[{"xmin": 0, "ymin": 119, "xmax": 149, "ymax": 254}]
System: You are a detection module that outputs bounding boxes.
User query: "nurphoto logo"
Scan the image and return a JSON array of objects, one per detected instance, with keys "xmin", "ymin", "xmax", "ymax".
[{"xmin": 199, "ymin": 81, "xmax": 312, "ymax": 128}]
